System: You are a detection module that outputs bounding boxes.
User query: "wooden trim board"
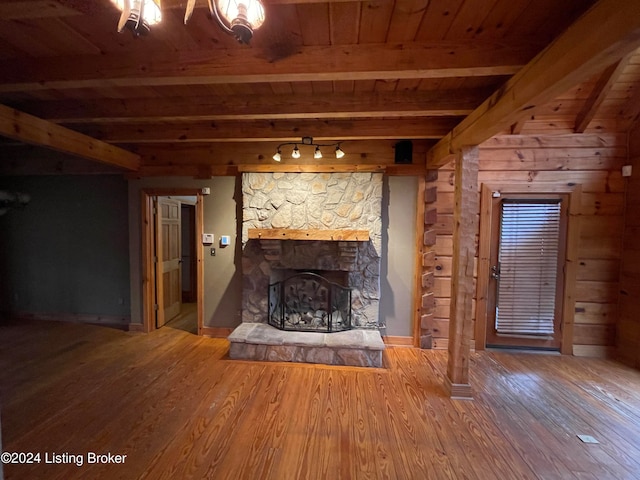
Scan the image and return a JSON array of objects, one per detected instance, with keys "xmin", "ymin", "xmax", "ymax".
[
  {"xmin": 201, "ymin": 326, "xmax": 234, "ymax": 338},
  {"xmin": 248, "ymin": 228, "xmax": 369, "ymax": 241},
  {"xmin": 474, "ymin": 183, "xmax": 581, "ymax": 354}
]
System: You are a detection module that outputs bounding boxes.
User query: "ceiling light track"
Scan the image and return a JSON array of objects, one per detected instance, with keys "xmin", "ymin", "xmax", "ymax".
[{"xmin": 272, "ymin": 137, "xmax": 345, "ymax": 162}]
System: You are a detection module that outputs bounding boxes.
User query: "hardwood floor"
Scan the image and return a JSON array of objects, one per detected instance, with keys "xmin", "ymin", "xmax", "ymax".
[{"xmin": 1, "ymin": 318, "xmax": 640, "ymax": 480}]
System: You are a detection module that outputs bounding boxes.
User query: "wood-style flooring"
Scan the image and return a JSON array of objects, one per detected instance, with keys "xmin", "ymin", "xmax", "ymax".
[{"xmin": 1, "ymin": 318, "xmax": 640, "ymax": 480}]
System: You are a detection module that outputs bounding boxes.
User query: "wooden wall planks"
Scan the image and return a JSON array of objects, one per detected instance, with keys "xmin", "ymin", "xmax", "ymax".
[
  {"xmin": 618, "ymin": 124, "xmax": 640, "ymax": 368},
  {"xmin": 436, "ymin": 133, "xmax": 625, "ymax": 355}
]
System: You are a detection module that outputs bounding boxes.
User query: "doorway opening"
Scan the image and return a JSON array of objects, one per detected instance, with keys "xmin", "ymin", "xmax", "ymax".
[
  {"xmin": 141, "ymin": 189, "xmax": 204, "ymax": 335},
  {"xmin": 476, "ymin": 184, "xmax": 580, "ymax": 354}
]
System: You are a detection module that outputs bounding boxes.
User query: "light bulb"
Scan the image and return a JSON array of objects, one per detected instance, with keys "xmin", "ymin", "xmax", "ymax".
[
  {"xmin": 292, "ymin": 145, "xmax": 301, "ymax": 159},
  {"xmin": 273, "ymin": 150, "xmax": 281, "ymax": 162},
  {"xmin": 314, "ymin": 146, "xmax": 322, "ymax": 159},
  {"xmin": 335, "ymin": 146, "xmax": 345, "ymax": 159}
]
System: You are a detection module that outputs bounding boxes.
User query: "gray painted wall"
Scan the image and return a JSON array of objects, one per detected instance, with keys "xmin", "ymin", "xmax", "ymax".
[
  {"xmin": 380, "ymin": 176, "xmax": 418, "ymax": 337},
  {"xmin": 0, "ymin": 175, "xmax": 130, "ymax": 319},
  {"xmin": 127, "ymin": 176, "xmax": 242, "ymax": 328},
  {"xmin": 0, "ymin": 173, "xmax": 415, "ymax": 339}
]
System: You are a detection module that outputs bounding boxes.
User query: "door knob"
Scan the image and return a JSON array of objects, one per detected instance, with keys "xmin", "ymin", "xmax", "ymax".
[{"xmin": 491, "ymin": 265, "xmax": 500, "ymax": 280}]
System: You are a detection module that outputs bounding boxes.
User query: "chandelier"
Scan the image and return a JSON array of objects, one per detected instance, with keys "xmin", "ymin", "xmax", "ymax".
[
  {"xmin": 206, "ymin": 0, "xmax": 265, "ymax": 44},
  {"xmin": 272, "ymin": 137, "xmax": 345, "ymax": 162},
  {"xmin": 112, "ymin": 0, "xmax": 162, "ymax": 36},
  {"xmin": 112, "ymin": 0, "xmax": 266, "ymax": 44}
]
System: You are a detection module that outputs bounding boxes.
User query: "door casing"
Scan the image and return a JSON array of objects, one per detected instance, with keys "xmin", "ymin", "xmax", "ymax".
[
  {"xmin": 141, "ymin": 188, "xmax": 204, "ymax": 334},
  {"xmin": 475, "ymin": 183, "xmax": 581, "ymax": 354}
]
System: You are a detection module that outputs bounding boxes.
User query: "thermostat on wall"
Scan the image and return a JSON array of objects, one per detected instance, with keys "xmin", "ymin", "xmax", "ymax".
[
  {"xmin": 202, "ymin": 233, "xmax": 214, "ymax": 244},
  {"xmin": 220, "ymin": 235, "xmax": 231, "ymax": 246}
]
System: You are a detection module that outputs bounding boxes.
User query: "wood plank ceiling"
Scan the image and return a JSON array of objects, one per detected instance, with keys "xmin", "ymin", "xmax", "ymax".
[{"xmin": 1, "ymin": 0, "xmax": 640, "ymax": 175}]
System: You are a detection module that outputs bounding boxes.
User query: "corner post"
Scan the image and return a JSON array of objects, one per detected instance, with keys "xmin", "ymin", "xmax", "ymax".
[{"xmin": 445, "ymin": 145, "xmax": 479, "ymax": 399}]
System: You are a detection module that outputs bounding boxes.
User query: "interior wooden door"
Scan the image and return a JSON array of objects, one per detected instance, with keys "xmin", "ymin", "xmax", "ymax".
[
  {"xmin": 486, "ymin": 193, "xmax": 568, "ymax": 350},
  {"xmin": 155, "ymin": 197, "xmax": 182, "ymax": 328}
]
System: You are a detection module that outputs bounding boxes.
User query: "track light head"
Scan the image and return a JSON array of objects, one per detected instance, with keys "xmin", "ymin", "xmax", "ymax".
[{"xmin": 272, "ymin": 137, "xmax": 345, "ymax": 162}]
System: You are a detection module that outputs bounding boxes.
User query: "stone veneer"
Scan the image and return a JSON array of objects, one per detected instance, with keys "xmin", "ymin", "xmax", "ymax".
[
  {"xmin": 241, "ymin": 172, "xmax": 383, "ymax": 329},
  {"xmin": 229, "ymin": 323, "xmax": 385, "ymax": 367}
]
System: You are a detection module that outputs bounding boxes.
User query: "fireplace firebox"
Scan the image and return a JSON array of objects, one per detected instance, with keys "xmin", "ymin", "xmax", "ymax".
[{"xmin": 268, "ymin": 272, "xmax": 352, "ymax": 333}]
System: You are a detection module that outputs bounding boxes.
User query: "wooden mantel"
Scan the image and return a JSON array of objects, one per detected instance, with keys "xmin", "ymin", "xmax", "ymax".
[{"xmin": 248, "ymin": 228, "xmax": 369, "ymax": 242}]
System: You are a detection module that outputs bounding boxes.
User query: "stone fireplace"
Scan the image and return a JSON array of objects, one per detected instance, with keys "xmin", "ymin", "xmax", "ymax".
[{"xmin": 228, "ymin": 172, "xmax": 385, "ymax": 367}]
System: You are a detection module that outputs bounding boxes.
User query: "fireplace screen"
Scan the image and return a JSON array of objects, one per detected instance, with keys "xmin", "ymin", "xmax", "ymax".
[{"xmin": 268, "ymin": 272, "xmax": 352, "ymax": 332}]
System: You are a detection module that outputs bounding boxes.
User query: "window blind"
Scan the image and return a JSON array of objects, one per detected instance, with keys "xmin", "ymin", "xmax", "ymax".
[{"xmin": 495, "ymin": 200, "xmax": 561, "ymax": 336}]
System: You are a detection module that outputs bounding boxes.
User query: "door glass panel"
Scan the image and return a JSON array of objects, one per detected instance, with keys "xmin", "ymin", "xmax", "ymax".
[{"xmin": 495, "ymin": 200, "xmax": 561, "ymax": 336}]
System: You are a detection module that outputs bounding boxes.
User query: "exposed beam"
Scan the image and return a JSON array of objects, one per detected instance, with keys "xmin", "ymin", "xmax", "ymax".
[
  {"xmin": 0, "ymin": 42, "xmax": 537, "ymax": 92},
  {"xmin": 128, "ymin": 139, "xmax": 434, "ymax": 165},
  {"xmin": 2, "ymin": 0, "xmax": 358, "ymax": 19},
  {"xmin": 0, "ymin": 104, "xmax": 140, "ymax": 171},
  {"xmin": 12, "ymin": 89, "xmax": 488, "ymax": 123},
  {"xmin": 574, "ymin": 55, "xmax": 632, "ymax": 133},
  {"xmin": 427, "ymin": 0, "xmax": 640, "ymax": 167},
  {"xmin": 71, "ymin": 118, "xmax": 462, "ymax": 143},
  {"xmin": 161, "ymin": 0, "xmax": 364, "ymax": 6},
  {"xmin": 0, "ymin": 0, "xmax": 82, "ymax": 19}
]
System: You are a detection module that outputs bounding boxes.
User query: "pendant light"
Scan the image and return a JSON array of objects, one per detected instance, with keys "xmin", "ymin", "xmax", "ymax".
[{"xmin": 207, "ymin": 0, "xmax": 265, "ymax": 44}]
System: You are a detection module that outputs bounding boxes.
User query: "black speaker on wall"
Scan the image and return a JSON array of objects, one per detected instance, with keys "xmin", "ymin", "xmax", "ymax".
[{"xmin": 394, "ymin": 140, "xmax": 413, "ymax": 164}]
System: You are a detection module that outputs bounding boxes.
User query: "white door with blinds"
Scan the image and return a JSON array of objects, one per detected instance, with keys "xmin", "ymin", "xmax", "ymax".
[{"xmin": 487, "ymin": 196, "xmax": 566, "ymax": 350}]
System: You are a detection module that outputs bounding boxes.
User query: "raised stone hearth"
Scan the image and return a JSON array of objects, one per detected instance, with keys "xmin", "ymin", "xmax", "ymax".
[{"xmin": 228, "ymin": 323, "xmax": 385, "ymax": 367}]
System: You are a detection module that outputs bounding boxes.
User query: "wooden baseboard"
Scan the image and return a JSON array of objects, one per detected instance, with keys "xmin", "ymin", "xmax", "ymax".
[
  {"xmin": 573, "ymin": 345, "xmax": 616, "ymax": 358},
  {"xmin": 443, "ymin": 375, "xmax": 473, "ymax": 400},
  {"xmin": 127, "ymin": 323, "xmax": 146, "ymax": 333},
  {"xmin": 432, "ymin": 337, "xmax": 449, "ymax": 350},
  {"xmin": 201, "ymin": 326, "xmax": 234, "ymax": 338},
  {"xmin": 382, "ymin": 335, "xmax": 414, "ymax": 347},
  {"xmin": 14, "ymin": 312, "xmax": 130, "ymax": 329}
]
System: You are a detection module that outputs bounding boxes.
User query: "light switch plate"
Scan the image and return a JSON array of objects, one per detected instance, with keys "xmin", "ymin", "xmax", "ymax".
[{"xmin": 202, "ymin": 233, "xmax": 214, "ymax": 244}]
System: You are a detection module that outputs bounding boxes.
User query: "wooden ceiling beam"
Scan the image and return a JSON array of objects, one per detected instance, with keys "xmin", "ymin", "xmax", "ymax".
[
  {"xmin": 71, "ymin": 117, "xmax": 462, "ymax": 143},
  {"xmin": 0, "ymin": 0, "xmax": 82, "ymax": 19},
  {"xmin": 2, "ymin": 0, "xmax": 357, "ymax": 19},
  {"xmin": 127, "ymin": 139, "xmax": 433, "ymax": 164},
  {"xmin": 12, "ymin": 89, "xmax": 488, "ymax": 123},
  {"xmin": 574, "ymin": 54, "xmax": 633, "ymax": 133},
  {"xmin": 161, "ymin": 0, "xmax": 363, "ymax": 6},
  {"xmin": 428, "ymin": 0, "xmax": 640, "ymax": 168},
  {"xmin": 0, "ymin": 42, "xmax": 538, "ymax": 92},
  {"xmin": 0, "ymin": 104, "xmax": 140, "ymax": 171},
  {"xmin": 0, "ymin": 139, "xmax": 433, "ymax": 175}
]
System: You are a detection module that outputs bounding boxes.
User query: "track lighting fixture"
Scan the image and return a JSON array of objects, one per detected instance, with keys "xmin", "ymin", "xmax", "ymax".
[{"xmin": 273, "ymin": 137, "xmax": 345, "ymax": 161}]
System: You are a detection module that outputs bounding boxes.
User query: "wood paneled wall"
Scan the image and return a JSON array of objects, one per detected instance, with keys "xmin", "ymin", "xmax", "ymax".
[
  {"xmin": 435, "ymin": 133, "xmax": 626, "ymax": 356},
  {"xmin": 618, "ymin": 125, "xmax": 640, "ymax": 368}
]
